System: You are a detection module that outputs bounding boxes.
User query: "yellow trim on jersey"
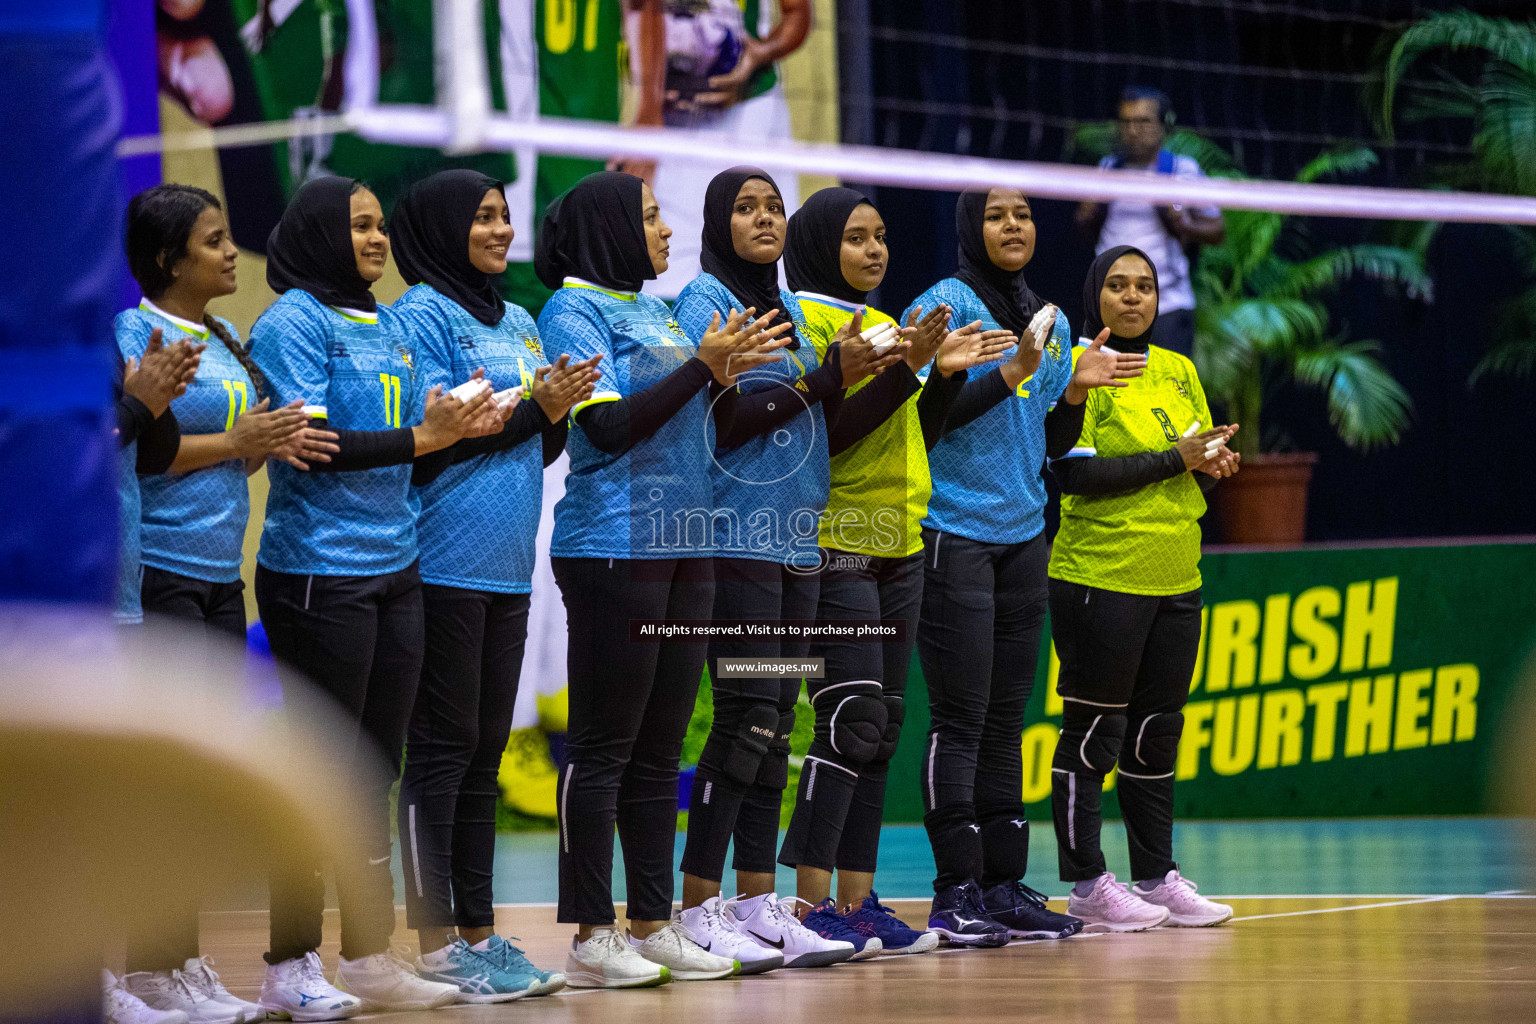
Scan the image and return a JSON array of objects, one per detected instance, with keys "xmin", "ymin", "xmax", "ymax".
[
  {"xmin": 138, "ymin": 298, "xmax": 209, "ymax": 339},
  {"xmin": 330, "ymin": 305, "xmax": 379, "ymax": 324},
  {"xmin": 563, "ymin": 277, "xmax": 638, "ymax": 302},
  {"xmin": 570, "ymin": 391, "xmax": 622, "ymax": 419}
]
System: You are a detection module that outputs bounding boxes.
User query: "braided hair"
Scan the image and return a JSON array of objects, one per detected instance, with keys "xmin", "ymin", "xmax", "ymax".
[{"xmin": 126, "ymin": 184, "xmax": 267, "ymax": 399}]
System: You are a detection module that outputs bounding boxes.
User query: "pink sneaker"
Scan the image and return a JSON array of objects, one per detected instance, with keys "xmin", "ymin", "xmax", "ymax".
[
  {"xmin": 1132, "ymin": 870, "xmax": 1233, "ymax": 927},
  {"xmin": 1066, "ymin": 873, "xmax": 1169, "ymax": 933}
]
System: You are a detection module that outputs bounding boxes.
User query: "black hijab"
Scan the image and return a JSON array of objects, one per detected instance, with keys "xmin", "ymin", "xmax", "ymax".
[
  {"xmin": 953, "ymin": 189, "xmax": 1047, "ymax": 338},
  {"xmin": 784, "ymin": 186, "xmax": 875, "ymax": 305},
  {"xmin": 534, "ymin": 171, "xmax": 653, "ymax": 292},
  {"xmin": 266, "ymin": 175, "xmax": 377, "ymax": 312},
  {"xmin": 392, "ymin": 170, "xmax": 507, "ymax": 327},
  {"xmin": 1082, "ymin": 244, "xmax": 1160, "ymax": 353},
  {"xmin": 701, "ymin": 166, "xmax": 797, "ymax": 347}
]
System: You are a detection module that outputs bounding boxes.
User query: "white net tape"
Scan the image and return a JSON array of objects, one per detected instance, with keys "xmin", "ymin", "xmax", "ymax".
[{"xmin": 114, "ymin": 0, "xmax": 1536, "ymax": 226}]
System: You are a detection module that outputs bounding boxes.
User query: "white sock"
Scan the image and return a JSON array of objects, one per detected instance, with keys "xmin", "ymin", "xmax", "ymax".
[
  {"xmin": 420, "ymin": 947, "xmax": 453, "ymax": 968},
  {"xmin": 1072, "ymin": 876, "xmax": 1101, "ymax": 898},
  {"xmin": 471, "ymin": 937, "xmax": 495, "ymax": 952}
]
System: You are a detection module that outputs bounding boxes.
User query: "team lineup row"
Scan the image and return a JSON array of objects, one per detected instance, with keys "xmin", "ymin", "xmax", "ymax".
[{"xmin": 105, "ymin": 166, "xmax": 1242, "ymax": 1024}]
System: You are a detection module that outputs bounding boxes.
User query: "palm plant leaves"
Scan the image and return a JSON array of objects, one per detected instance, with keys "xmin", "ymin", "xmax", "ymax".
[
  {"xmin": 1291, "ymin": 340, "xmax": 1414, "ymax": 451},
  {"xmin": 1380, "ymin": 11, "xmax": 1536, "ymax": 139},
  {"xmin": 1274, "ymin": 245, "xmax": 1434, "ymax": 302}
]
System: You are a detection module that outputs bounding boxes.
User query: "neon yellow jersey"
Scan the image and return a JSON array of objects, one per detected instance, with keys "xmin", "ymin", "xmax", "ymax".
[
  {"xmin": 796, "ymin": 294, "xmax": 929, "ymax": 559},
  {"xmin": 1048, "ymin": 342, "xmax": 1213, "ymax": 596}
]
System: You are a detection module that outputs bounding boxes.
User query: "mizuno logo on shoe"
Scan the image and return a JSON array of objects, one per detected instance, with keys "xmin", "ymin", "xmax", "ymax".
[
  {"xmin": 954, "ymin": 917, "xmax": 983, "ymax": 928},
  {"xmin": 1011, "ymin": 819, "xmax": 1027, "ymax": 827},
  {"xmin": 297, "ymin": 993, "xmax": 323, "ymax": 1006},
  {"xmin": 748, "ymin": 931, "xmax": 786, "ymax": 949},
  {"xmin": 967, "ymin": 824, "xmax": 981, "ymax": 832}
]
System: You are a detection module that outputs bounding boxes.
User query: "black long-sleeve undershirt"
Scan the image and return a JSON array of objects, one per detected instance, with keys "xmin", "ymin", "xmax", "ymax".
[
  {"xmin": 710, "ymin": 344, "xmax": 845, "ymax": 453},
  {"xmin": 1051, "ymin": 448, "xmax": 1187, "ymax": 496},
  {"xmin": 573, "ymin": 357, "xmax": 715, "ymax": 457},
  {"xmin": 113, "ymin": 351, "xmax": 181, "ymax": 472},
  {"xmin": 1043, "ymin": 398, "xmax": 1087, "ymax": 460},
  {"xmin": 827, "ymin": 363, "xmax": 922, "ymax": 457},
  {"xmin": 918, "ymin": 366, "xmax": 969, "ymax": 451}
]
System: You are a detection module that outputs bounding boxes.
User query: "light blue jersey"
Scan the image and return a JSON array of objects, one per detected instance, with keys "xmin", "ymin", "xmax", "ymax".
[
  {"xmin": 250, "ymin": 290, "xmax": 419, "ymax": 577},
  {"xmin": 392, "ymin": 285, "xmax": 547, "ymax": 593},
  {"xmin": 905, "ymin": 279, "xmax": 1073, "ymax": 544},
  {"xmin": 115, "ymin": 436, "xmax": 142, "ymax": 624},
  {"xmin": 116, "ymin": 302, "xmax": 252, "ymax": 583},
  {"xmin": 674, "ymin": 274, "xmax": 826, "ymax": 569},
  {"xmin": 539, "ymin": 280, "xmax": 715, "ymax": 560}
]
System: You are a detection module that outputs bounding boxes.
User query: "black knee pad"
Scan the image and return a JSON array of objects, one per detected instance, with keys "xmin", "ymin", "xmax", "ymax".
[
  {"xmin": 810, "ymin": 683, "xmax": 886, "ymax": 768},
  {"xmin": 1120, "ymin": 711, "xmax": 1184, "ymax": 779},
  {"xmin": 1053, "ymin": 707, "xmax": 1127, "ymax": 779},
  {"xmin": 754, "ymin": 708, "xmax": 796, "ymax": 790},
  {"xmin": 876, "ymin": 695, "xmax": 905, "ymax": 763},
  {"xmin": 717, "ymin": 703, "xmax": 781, "ymax": 787}
]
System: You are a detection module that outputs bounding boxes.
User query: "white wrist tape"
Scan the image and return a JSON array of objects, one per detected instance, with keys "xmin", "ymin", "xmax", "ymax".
[{"xmin": 449, "ymin": 379, "xmax": 492, "ymax": 403}]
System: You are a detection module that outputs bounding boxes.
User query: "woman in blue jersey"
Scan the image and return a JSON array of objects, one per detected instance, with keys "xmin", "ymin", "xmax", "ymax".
[
  {"xmin": 388, "ymin": 169, "xmax": 598, "ymax": 1002},
  {"xmin": 774, "ymin": 186, "xmax": 1015, "ymax": 959},
  {"xmin": 248, "ymin": 175, "xmax": 499, "ymax": 1020},
  {"xmin": 907, "ymin": 188, "xmax": 1144, "ymax": 947},
  {"xmin": 534, "ymin": 170, "xmax": 791, "ymax": 989},
  {"xmin": 119, "ymin": 185, "xmax": 340, "ymax": 642},
  {"xmin": 670, "ymin": 167, "xmax": 901, "ymax": 970}
]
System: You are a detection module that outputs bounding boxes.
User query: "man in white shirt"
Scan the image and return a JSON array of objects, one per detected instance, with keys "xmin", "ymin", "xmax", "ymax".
[{"xmin": 1075, "ymin": 86, "xmax": 1226, "ymax": 356}]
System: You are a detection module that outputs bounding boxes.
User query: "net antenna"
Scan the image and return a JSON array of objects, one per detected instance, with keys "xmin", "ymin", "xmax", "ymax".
[{"xmin": 125, "ymin": 0, "xmax": 1536, "ymax": 227}]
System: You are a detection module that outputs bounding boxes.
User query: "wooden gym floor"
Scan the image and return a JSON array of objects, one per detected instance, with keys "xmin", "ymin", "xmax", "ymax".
[{"xmin": 193, "ymin": 893, "xmax": 1536, "ymax": 1024}]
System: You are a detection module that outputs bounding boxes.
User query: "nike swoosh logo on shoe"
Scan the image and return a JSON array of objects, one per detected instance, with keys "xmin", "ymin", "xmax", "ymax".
[{"xmin": 748, "ymin": 931, "xmax": 786, "ymax": 949}]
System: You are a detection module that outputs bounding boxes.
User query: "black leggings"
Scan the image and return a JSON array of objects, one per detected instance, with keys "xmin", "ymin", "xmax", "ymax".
[
  {"xmin": 256, "ymin": 562, "xmax": 425, "ymax": 962},
  {"xmin": 779, "ymin": 549, "xmax": 923, "ymax": 874},
  {"xmin": 1047, "ymin": 579, "xmax": 1201, "ymax": 883},
  {"xmin": 125, "ymin": 567, "xmax": 249, "ymax": 972},
  {"xmin": 916, "ymin": 529, "xmax": 1048, "ymax": 892},
  {"xmin": 680, "ymin": 557, "xmax": 817, "ymax": 883},
  {"xmin": 552, "ymin": 557, "xmax": 713, "ymax": 925},
  {"xmin": 399, "ymin": 585, "xmax": 529, "ymax": 931}
]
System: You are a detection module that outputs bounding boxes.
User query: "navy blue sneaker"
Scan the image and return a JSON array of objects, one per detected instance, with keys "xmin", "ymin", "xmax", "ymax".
[
  {"xmin": 803, "ymin": 898, "xmax": 883, "ymax": 961},
  {"xmin": 928, "ymin": 881, "xmax": 1010, "ymax": 947},
  {"xmin": 844, "ymin": 892, "xmax": 939, "ymax": 955},
  {"xmin": 982, "ymin": 880, "xmax": 1085, "ymax": 940}
]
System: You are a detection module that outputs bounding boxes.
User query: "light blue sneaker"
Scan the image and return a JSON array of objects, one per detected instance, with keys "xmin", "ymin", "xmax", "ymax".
[
  {"xmin": 482, "ymin": 935, "xmax": 566, "ymax": 996},
  {"xmin": 415, "ymin": 936, "xmax": 533, "ymax": 1004}
]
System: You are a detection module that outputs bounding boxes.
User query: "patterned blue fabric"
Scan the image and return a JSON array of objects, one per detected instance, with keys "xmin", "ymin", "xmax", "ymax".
[
  {"xmin": 249, "ymin": 290, "xmax": 419, "ymax": 576},
  {"xmin": 905, "ymin": 278, "xmax": 1073, "ymax": 544},
  {"xmin": 539, "ymin": 282, "xmax": 715, "ymax": 560},
  {"xmin": 114, "ymin": 438, "xmax": 142, "ymax": 623},
  {"xmin": 674, "ymin": 274, "xmax": 827, "ymax": 569},
  {"xmin": 392, "ymin": 284, "xmax": 546, "ymax": 593},
  {"xmin": 116, "ymin": 306, "xmax": 252, "ymax": 583}
]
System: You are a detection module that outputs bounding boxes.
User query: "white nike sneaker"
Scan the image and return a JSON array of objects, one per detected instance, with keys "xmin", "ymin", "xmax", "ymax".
[
  {"xmin": 1132, "ymin": 870, "xmax": 1234, "ymax": 927},
  {"xmin": 179, "ymin": 957, "xmax": 265, "ymax": 1023},
  {"xmin": 257, "ymin": 953, "xmax": 359, "ymax": 1022},
  {"xmin": 630, "ymin": 916, "xmax": 738, "ymax": 981},
  {"xmin": 676, "ymin": 898, "xmax": 783, "ymax": 975},
  {"xmin": 723, "ymin": 893, "xmax": 856, "ymax": 969},
  {"xmin": 564, "ymin": 926, "xmax": 671, "ymax": 989},
  {"xmin": 1067, "ymin": 872, "xmax": 1170, "ymax": 933},
  {"xmin": 120, "ymin": 969, "xmax": 240, "ymax": 1024},
  {"xmin": 333, "ymin": 949, "xmax": 457, "ymax": 1012},
  {"xmin": 104, "ymin": 970, "xmax": 191, "ymax": 1024}
]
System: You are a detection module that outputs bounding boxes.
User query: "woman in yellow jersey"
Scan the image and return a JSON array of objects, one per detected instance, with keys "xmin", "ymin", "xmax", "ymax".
[
  {"xmin": 1047, "ymin": 245, "xmax": 1240, "ymax": 933},
  {"xmin": 775, "ymin": 187, "xmax": 1014, "ymax": 955}
]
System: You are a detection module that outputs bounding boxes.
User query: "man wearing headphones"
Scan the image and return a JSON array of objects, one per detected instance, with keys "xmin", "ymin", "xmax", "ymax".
[{"xmin": 1075, "ymin": 86, "xmax": 1225, "ymax": 357}]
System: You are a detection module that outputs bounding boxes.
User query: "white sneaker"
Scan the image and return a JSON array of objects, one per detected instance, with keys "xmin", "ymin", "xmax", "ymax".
[
  {"xmin": 677, "ymin": 898, "xmax": 783, "ymax": 975},
  {"xmin": 564, "ymin": 926, "xmax": 671, "ymax": 989},
  {"xmin": 724, "ymin": 893, "xmax": 856, "ymax": 969},
  {"xmin": 179, "ymin": 957, "xmax": 265, "ymax": 1023},
  {"xmin": 257, "ymin": 953, "xmax": 359, "ymax": 1022},
  {"xmin": 104, "ymin": 970, "xmax": 190, "ymax": 1024},
  {"xmin": 1132, "ymin": 870, "xmax": 1234, "ymax": 927},
  {"xmin": 1067, "ymin": 872, "xmax": 1171, "ymax": 933},
  {"xmin": 333, "ymin": 950, "xmax": 457, "ymax": 1012},
  {"xmin": 630, "ymin": 916, "xmax": 737, "ymax": 981},
  {"xmin": 120, "ymin": 969, "xmax": 239, "ymax": 1024}
]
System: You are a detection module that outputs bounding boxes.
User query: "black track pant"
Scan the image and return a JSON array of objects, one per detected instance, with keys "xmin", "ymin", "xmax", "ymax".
[
  {"xmin": 553, "ymin": 557, "xmax": 713, "ymax": 925},
  {"xmin": 256, "ymin": 562, "xmax": 425, "ymax": 962},
  {"xmin": 680, "ymin": 557, "xmax": 817, "ymax": 883},
  {"xmin": 125, "ymin": 568, "xmax": 249, "ymax": 971},
  {"xmin": 916, "ymin": 529, "xmax": 1048, "ymax": 892},
  {"xmin": 1048, "ymin": 580, "xmax": 1200, "ymax": 883},
  {"xmin": 399, "ymin": 585, "xmax": 530, "ymax": 930},
  {"xmin": 779, "ymin": 550, "xmax": 923, "ymax": 874}
]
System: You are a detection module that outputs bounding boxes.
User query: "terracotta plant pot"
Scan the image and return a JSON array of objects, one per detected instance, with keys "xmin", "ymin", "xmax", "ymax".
[{"xmin": 1213, "ymin": 451, "xmax": 1318, "ymax": 544}]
